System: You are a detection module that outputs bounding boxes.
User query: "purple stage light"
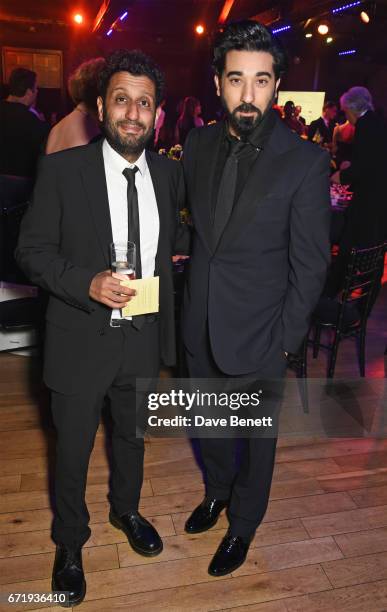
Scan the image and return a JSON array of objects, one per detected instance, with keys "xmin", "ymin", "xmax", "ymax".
[
  {"xmin": 332, "ymin": 2, "xmax": 361, "ymax": 14},
  {"xmin": 272, "ymin": 25, "xmax": 291, "ymax": 34}
]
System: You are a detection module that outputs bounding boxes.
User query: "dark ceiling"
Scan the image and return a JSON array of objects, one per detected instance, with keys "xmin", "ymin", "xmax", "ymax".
[
  {"xmin": 2, "ymin": 1, "xmax": 386, "ymax": 111},
  {"xmin": 1, "ymin": 1, "xmax": 387, "ymax": 85}
]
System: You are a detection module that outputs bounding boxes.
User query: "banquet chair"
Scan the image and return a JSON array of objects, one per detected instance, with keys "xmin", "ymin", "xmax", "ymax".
[
  {"xmin": 309, "ymin": 242, "xmax": 386, "ymax": 378},
  {"xmin": 0, "ymin": 200, "xmax": 31, "ymax": 283},
  {"xmin": 0, "ymin": 294, "xmax": 47, "ymax": 353}
]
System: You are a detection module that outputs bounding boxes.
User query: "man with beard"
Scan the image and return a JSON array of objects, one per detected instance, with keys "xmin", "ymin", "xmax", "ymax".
[
  {"xmin": 16, "ymin": 50, "xmax": 185, "ymax": 606},
  {"xmin": 182, "ymin": 21, "xmax": 331, "ymax": 576}
]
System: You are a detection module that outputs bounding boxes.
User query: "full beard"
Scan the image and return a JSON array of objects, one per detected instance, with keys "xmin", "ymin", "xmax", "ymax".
[
  {"xmin": 102, "ymin": 116, "xmax": 154, "ymax": 158},
  {"xmin": 221, "ymin": 94, "xmax": 275, "ymax": 137}
]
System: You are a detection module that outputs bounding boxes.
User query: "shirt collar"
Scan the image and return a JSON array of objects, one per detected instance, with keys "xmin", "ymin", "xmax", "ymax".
[{"xmin": 102, "ymin": 138, "xmax": 147, "ymax": 176}]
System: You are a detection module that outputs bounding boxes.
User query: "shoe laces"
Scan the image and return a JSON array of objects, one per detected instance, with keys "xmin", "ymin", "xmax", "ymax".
[
  {"xmin": 221, "ymin": 535, "xmax": 240, "ymax": 554},
  {"xmin": 63, "ymin": 548, "xmax": 82, "ymax": 571}
]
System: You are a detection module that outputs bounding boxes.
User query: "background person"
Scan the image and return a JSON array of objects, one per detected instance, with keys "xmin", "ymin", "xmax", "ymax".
[{"xmin": 46, "ymin": 57, "xmax": 105, "ymax": 154}]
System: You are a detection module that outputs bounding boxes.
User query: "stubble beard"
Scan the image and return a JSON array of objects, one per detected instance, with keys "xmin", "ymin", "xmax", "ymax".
[{"xmin": 102, "ymin": 114, "xmax": 154, "ymax": 158}]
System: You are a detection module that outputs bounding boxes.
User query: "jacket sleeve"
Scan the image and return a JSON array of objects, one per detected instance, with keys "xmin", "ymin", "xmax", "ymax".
[
  {"xmin": 307, "ymin": 120, "xmax": 318, "ymax": 142},
  {"xmin": 282, "ymin": 150, "xmax": 331, "ymax": 353},
  {"xmin": 15, "ymin": 155, "xmax": 96, "ymax": 312},
  {"xmin": 173, "ymin": 160, "xmax": 191, "ymax": 255}
]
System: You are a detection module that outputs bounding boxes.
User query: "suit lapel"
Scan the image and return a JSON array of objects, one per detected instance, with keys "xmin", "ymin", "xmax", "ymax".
[
  {"xmin": 193, "ymin": 123, "xmax": 223, "ymax": 252},
  {"xmin": 80, "ymin": 141, "xmax": 113, "ymax": 267},
  {"xmin": 145, "ymin": 151, "xmax": 168, "ymax": 274},
  {"xmin": 215, "ymin": 118, "xmax": 300, "ymax": 251}
]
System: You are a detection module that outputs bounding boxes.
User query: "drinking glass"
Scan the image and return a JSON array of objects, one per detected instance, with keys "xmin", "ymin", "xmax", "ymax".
[{"xmin": 110, "ymin": 241, "xmax": 136, "ymax": 279}]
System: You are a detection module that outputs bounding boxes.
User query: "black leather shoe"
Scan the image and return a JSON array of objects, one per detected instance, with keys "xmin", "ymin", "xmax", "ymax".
[
  {"xmin": 208, "ymin": 532, "xmax": 250, "ymax": 576},
  {"xmin": 109, "ymin": 509, "xmax": 163, "ymax": 556},
  {"xmin": 51, "ymin": 545, "xmax": 86, "ymax": 607},
  {"xmin": 184, "ymin": 498, "xmax": 227, "ymax": 534}
]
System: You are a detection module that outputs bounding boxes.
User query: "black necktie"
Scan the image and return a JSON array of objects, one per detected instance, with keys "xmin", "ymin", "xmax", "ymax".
[
  {"xmin": 122, "ymin": 166, "xmax": 142, "ymax": 279},
  {"xmin": 213, "ymin": 139, "xmax": 245, "ymax": 247},
  {"xmin": 122, "ymin": 166, "xmax": 144, "ymax": 330}
]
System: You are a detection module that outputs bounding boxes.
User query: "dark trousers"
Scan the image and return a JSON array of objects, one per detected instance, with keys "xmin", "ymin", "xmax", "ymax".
[
  {"xmin": 51, "ymin": 320, "xmax": 160, "ymax": 549},
  {"xmin": 185, "ymin": 329, "xmax": 286, "ymax": 540}
]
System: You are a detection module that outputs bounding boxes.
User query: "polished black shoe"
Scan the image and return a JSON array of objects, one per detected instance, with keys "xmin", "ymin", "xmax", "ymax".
[
  {"xmin": 109, "ymin": 509, "xmax": 163, "ymax": 556},
  {"xmin": 184, "ymin": 498, "xmax": 227, "ymax": 534},
  {"xmin": 208, "ymin": 532, "xmax": 250, "ymax": 577},
  {"xmin": 51, "ymin": 544, "xmax": 86, "ymax": 607}
]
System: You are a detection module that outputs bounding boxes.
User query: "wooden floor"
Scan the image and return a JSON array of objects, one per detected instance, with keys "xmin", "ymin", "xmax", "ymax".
[{"xmin": 0, "ymin": 278, "xmax": 386, "ymax": 611}]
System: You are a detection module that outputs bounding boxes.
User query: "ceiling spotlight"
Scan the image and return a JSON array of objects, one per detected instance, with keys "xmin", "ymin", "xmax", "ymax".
[
  {"xmin": 305, "ymin": 32, "xmax": 313, "ymax": 38},
  {"xmin": 317, "ymin": 22, "xmax": 329, "ymax": 35},
  {"xmin": 360, "ymin": 11, "xmax": 370, "ymax": 23},
  {"xmin": 73, "ymin": 13, "xmax": 83, "ymax": 24},
  {"xmin": 326, "ymin": 37, "xmax": 333, "ymax": 43},
  {"xmin": 195, "ymin": 24, "xmax": 205, "ymax": 35}
]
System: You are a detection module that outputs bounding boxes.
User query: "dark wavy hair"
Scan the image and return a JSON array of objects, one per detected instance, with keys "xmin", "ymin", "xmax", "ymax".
[
  {"xmin": 98, "ymin": 49, "xmax": 164, "ymax": 106},
  {"xmin": 212, "ymin": 20, "xmax": 288, "ymax": 80}
]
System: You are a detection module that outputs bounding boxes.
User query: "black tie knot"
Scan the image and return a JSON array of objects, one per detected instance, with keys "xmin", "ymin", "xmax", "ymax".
[
  {"xmin": 229, "ymin": 139, "xmax": 245, "ymax": 159},
  {"xmin": 122, "ymin": 166, "xmax": 139, "ymax": 185}
]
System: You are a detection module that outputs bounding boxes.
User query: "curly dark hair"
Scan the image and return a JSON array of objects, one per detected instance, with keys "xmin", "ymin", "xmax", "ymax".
[
  {"xmin": 98, "ymin": 49, "xmax": 164, "ymax": 106},
  {"xmin": 212, "ymin": 20, "xmax": 288, "ymax": 80}
]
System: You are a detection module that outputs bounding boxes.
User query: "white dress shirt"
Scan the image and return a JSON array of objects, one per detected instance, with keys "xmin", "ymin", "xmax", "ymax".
[{"xmin": 102, "ymin": 139, "xmax": 159, "ymax": 320}]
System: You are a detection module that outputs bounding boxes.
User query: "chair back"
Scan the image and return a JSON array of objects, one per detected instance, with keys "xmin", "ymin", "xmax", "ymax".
[
  {"xmin": 0, "ymin": 200, "xmax": 30, "ymax": 282},
  {"xmin": 338, "ymin": 243, "xmax": 386, "ymax": 329}
]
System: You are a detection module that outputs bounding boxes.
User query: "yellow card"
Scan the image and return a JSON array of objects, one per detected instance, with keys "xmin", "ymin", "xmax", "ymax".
[{"xmin": 121, "ymin": 276, "xmax": 159, "ymax": 317}]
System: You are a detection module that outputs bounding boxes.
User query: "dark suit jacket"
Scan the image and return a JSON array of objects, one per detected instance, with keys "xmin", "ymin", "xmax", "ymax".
[
  {"xmin": 308, "ymin": 117, "xmax": 334, "ymax": 145},
  {"xmin": 16, "ymin": 140, "xmax": 185, "ymax": 392},
  {"xmin": 182, "ymin": 116, "xmax": 331, "ymax": 375}
]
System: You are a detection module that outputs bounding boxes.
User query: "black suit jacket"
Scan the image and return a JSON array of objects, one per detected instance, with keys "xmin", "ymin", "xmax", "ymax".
[
  {"xmin": 182, "ymin": 116, "xmax": 331, "ymax": 375},
  {"xmin": 16, "ymin": 140, "xmax": 185, "ymax": 392},
  {"xmin": 308, "ymin": 117, "xmax": 334, "ymax": 145}
]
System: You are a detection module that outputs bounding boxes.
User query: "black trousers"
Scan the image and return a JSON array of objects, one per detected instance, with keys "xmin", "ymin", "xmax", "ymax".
[
  {"xmin": 185, "ymin": 329, "xmax": 286, "ymax": 540},
  {"xmin": 50, "ymin": 319, "xmax": 160, "ymax": 549}
]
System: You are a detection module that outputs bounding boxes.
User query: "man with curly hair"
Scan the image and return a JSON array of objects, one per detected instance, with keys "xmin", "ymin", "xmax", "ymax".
[{"xmin": 16, "ymin": 49, "xmax": 185, "ymax": 606}]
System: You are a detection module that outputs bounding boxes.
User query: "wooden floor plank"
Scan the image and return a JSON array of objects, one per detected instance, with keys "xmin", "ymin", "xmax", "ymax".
[
  {"xmin": 48, "ymin": 565, "xmax": 330, "ymax": 612},
  {"xmin": 322, "ymin": 551, "xmax": 387, "ymax": 588},
  {"xmin": 0, "ymin": 515, "xmax": 175, "ymax": 557},
  {"xmin": 0, "ymin": 475, "xmax": 21, "ymax": 494},
  {"xmin": 231, "ymin": 537, "xmax": 343, "ymax": 577},
  {"xmin": 301, "ymin": 504, "xmax": 387, "ymax": 538},
  {"xmin": 334, "ymin": 526, "xmax": 387, "ymax": 558},
  {"xmin": 348, "ymin": 484, "xmax": 387, "ymax": 508},
  {"xmin": 0, "ymin": 543, "xmax": 119, "ymax": 585},
  {"xmin": 281, "ymin": 578, "xmax": 387, "ymax": 612},
  {"xmin": 118, "ymin": 519, "xmax": 311, "ymax": 569}
]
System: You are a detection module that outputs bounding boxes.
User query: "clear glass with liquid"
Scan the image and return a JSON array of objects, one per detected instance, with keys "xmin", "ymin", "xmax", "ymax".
[{"xmin": 110, "ymin": 241, "xmax": 136, "ymax": 279}]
